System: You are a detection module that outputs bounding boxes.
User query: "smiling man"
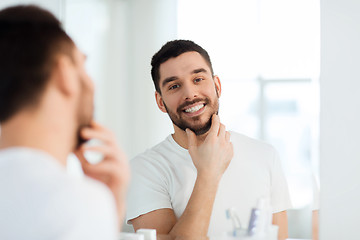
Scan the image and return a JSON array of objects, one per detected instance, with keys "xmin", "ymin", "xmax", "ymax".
[{"xmin": 126, "ymin": 40, "xmax": 291, "ymax": 239}]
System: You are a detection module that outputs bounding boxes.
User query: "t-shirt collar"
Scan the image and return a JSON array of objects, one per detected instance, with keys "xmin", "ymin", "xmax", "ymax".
[{"xmin": 166, "ymin": 134, "xmax": 189, "ymax": 154}]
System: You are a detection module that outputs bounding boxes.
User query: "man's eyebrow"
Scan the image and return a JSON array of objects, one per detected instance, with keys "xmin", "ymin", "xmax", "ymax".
[
  {"xmin": 161, "ymin": 68, "xmax": 208, "ymax": 88},
  {"xmin": 192, "ymin": 68, "xmax": 207, "ymax": 74},
  {"xmin": 162, "ymin": 76, "xmax": 178, "ymax": 88}
]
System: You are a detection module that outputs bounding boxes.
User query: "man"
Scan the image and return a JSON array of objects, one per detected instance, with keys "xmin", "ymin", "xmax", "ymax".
[
  {"xmin": 0, "ymin": 5, "xmax": 129, "ymax": 240},
  {"xmin": 126, "ymin": 40, "xmax": 292, "ymax": 239}
]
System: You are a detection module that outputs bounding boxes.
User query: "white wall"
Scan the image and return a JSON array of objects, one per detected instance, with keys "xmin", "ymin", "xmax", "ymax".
[
  {"xmin": 320, "ymin": 0, "xmax": 360, "ymax": 239},
  {"xmin": 119, "ymin": 0, "xmax": 176, "ymax": 158},
  {"xmin": 64, "ymin": 0, "xmax": 177, "ymax": 159}
]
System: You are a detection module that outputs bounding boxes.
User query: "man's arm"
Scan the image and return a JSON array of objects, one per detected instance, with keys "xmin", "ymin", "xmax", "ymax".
[
  {"xmin": 131, "ymin": 115, "xmax": 233, "ymax": 237},
  {"xmin": 132, "ymin": 173, "xmax": 220, "ymax": 235},
  {"xmin": 75, "ymin": 121, "xmax": 130, "ymax": 229},
  {"xmin": 312, "ymin": 210, "xmax": 319, "ymax": 240},
  {"xmin": 272, "ymin": 211, "xmax": 288, "ymax": 240}
]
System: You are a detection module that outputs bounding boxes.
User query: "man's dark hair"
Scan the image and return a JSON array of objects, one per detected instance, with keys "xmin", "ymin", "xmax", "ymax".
[
  {"xmin": 0, "ymin": 5, "xmax": 75, "ymax": 122},
  {"xmin": 151, "ymin": 39, "xmax": 214, "ymax": 94}
]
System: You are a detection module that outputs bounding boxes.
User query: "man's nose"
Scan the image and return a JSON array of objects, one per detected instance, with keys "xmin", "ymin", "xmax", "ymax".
[{"xmin": 183, "ymin": 83, "xmax": 198, "ymax": 100}]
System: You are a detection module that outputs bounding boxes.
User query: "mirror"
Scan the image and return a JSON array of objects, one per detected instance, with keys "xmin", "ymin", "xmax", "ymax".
[{"xmin": 0, "ymin": 0, "xmax": 320, "ymax": 239}]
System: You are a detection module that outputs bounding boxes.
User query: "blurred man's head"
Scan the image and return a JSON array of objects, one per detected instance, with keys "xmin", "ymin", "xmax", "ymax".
[{"xmin": 0, "ymin": 5, "xmax": 94, "ymax": 146}]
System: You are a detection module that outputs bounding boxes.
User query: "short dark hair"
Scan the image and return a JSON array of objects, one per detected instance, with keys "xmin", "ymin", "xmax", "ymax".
[
  {"xmin": 0, "ymin": 5, "xmax": 75, "ymax": 122},
  {"xmin": 151, "ymin": 39, "xmax": 214, "ymax": 93}
]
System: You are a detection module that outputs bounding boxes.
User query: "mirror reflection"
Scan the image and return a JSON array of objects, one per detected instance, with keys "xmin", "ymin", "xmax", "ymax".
[{"xmin": 0, "ymin": 0, "xmax": 320, "ymax": 240}]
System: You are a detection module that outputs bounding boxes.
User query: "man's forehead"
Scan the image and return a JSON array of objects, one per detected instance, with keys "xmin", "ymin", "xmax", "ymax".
[{"xmin": 159, "ymin": 51, "xmax": 211, "ymax": 80}]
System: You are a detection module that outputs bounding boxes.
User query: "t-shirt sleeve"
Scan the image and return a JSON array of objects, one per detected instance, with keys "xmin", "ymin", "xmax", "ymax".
[
  {"xmin": 126, "ymin": 155, "xmax": 172, "ymax": 224},
  {"xmin": 270, "ymin": 148, "xmax": 293, "ymax": 213}
]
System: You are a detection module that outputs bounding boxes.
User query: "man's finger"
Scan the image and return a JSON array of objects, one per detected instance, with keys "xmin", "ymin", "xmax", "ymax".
[
  {"xmin": 225, "ymin": 131, "xmax": 231, "ymax": 142},
  {"xmin": 90, "ymin": 121, "xmax": 111, "ymax": 133},
  {"xmin": 74, "ymin": 150, "xmax": 88, "ymax": 166},
  {"xmin": 82, "ymin": 145, "xmax": 114, "ymax": 157},
  {"xmin": 218, "ymin": 123, "xmax": 226, "ymax": 137},
  {"xmin": 207, "ymin": 114, "xmax": 220, "ymax": 137},
  {"xmin": 81, "ymin": 164, "xmax": 114, "ymax": 183},
  {"xmin": 186, "ymin": 128, "xmax": 197, "ymax": 148},
  {"xmin": 229, "ymin": 142, "xmax": 234, "ymax": 158},
  {"xmin": 81, "ymin": 128, "xmax": 115, "ymax": 144},
  {"xmin": 82, "ymin": 162, "xmax": 113, "ymax": 174}
]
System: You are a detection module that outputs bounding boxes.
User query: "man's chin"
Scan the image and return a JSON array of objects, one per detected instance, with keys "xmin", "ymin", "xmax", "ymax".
[
  {"xmin": 186, "ymin": 121, "xmax": 212, "ymax": 136},
  {"xmin": 192, "ymin": 126, "xmax": 211, "ymax": 136}
]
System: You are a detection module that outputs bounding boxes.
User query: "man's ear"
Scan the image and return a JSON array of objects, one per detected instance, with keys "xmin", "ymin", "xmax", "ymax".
[
  {"xmin": 52, "ymin": 55, "xmax": 77, "ymax": 97},
  {"xmin": 213, "ymin": 75, "xmax": 222, "ymax": 98},
  {"xmin": 155, "ymin": 91, "xmax": 167, "ymax": 113}
]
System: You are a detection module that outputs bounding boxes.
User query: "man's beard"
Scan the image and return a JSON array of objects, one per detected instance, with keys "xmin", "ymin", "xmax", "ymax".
[
  {"xmin": 76, "ymin": 123, "xmax": 90, "ymax": 148},
  {"xmin": 75, "ymin": 89, "xmax": 94, "ymax": 148},
  {"xmin": 164, "ymin": 97, "xmax": 219, "ymax": 136}
]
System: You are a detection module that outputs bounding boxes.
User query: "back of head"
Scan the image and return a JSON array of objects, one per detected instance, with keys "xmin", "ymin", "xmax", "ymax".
[
  {"xmin": 151, "ymin": 39, "xmax": 214, "ymax": 93},
  {"xmin": 0, "ymin": 5, "xmax": 74, "ymax": 123}
]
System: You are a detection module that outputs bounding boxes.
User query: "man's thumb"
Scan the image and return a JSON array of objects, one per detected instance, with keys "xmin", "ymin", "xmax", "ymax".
[{"xmin": 186, "ymin": 128, "xmax": 197, "ymax": 148}]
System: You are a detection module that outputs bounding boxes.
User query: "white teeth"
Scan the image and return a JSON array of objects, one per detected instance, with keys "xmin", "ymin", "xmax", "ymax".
[{"xmin": 185, "ymin": 104, "xmax": 204, "ymax": 113}]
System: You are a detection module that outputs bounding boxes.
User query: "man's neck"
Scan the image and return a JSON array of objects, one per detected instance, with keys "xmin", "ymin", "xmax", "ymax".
[
  {"xmin": 172, "ymin": 125, "xmax": 208, "ymax": 149},
  {"xmin": 0, "ymin": 109, "xmax": 76, "ymax": 166}
]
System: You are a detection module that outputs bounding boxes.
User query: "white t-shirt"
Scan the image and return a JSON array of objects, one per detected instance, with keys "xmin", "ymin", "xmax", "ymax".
[
  {"xmin": 126, "ymin": 131, "xmax": 292, "ymax": 236},
  {"xmin": 0, "ymin": 147, "xmax": 118, "ymax": 240}
]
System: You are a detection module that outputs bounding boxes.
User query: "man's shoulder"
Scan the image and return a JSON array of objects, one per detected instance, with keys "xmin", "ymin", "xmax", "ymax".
[
  {"xmin": 69, "ymin": 176, "xmax": 114, "ymax": 202},
  {"xmin": 0, "ymin": 147, "xmax": 114, "ymax": 206},
  {"xmin": 129, "ymin": 135, "xmax": 187, "ymax": 179},
  {"xmin": 130, "ymin": 135, "xmax": 175, "ymax": 164},
  {"xmin": 0, "ymin": 148, "xmax": 117, "ymax": 238}
]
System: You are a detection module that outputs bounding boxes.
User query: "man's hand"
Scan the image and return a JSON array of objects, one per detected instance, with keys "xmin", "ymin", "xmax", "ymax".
[
  {"xmin": 132, "ymin": 115, "xmax": 233, "ymax": 236},
  {"xmin": 186, "ymin": 114, "xmax": 233, "ymax": 181},
  {"xmin": 74, "ymin": 121, "xmax": 130, "ymax": 227}
]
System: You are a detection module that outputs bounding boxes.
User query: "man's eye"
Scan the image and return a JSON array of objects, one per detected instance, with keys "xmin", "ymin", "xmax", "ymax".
[
  {"xmin": 194, "ymin": 77, "xmax": 203, "ymax": 83},
  {"xmin": 169, "ymin": 84, "xmax": 179, "ymax": 90}
]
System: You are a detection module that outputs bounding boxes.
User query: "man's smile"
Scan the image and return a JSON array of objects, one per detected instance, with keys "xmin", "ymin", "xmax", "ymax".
[
  {"xmin": 181, "ymin": 103, "xmax": 207, "ymax": 117},
  {"xmin": 184, "ymin": 103, "xmax": 205, "ymax": 113}
]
